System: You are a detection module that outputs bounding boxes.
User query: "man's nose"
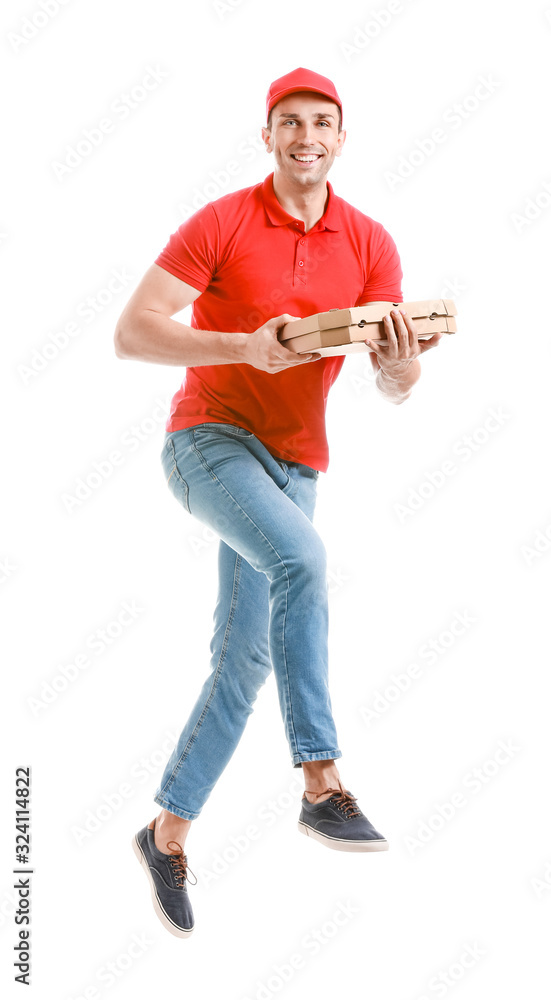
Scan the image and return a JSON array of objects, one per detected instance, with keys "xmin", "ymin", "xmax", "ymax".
[{"xmin": 296, "ymin": 123, "xmax": 318, "ymax": 144}]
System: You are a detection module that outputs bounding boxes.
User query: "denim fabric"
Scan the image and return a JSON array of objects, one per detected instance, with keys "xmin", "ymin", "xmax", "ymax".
[{"xmin": 153, "ymin": 421, "xmax": 342, "ymax": 820}]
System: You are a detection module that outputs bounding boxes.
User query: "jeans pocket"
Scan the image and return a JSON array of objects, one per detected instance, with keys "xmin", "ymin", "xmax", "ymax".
[
  {"xmin": 274, "ymin": 459, "xmax": 291, "ymax": 491},
  {"xmin": 162, "ymin": 438, "xmax": 192, "ymax": 514}
]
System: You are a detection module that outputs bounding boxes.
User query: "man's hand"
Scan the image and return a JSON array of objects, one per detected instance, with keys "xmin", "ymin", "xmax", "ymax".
[
  {"xmin": 243, "ymin": 314, "xmax": 321, "ymax": 374},
  {"xmin": 366, "ymin": 308, "xmax": 442, "ymax": 376},
  {"xmin": 366, "ymin": 308, "xmax": 442, "ymax": 403}
]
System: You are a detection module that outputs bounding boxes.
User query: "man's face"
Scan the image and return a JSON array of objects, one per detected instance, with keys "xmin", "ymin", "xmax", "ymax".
[{"xmin": 262, "ymin": 92, "xmax": 345, "ymax": 187}]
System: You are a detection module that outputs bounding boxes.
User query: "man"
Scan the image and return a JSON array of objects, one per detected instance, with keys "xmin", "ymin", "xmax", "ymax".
[{"xmin": 115, "ymin": 67, "xmax": 441, "ymax": 938}]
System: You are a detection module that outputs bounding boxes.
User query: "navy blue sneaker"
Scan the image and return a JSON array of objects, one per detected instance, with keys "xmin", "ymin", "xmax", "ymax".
[
  {"xmin": 298, "ymin": 781, "xmax": 388, "ymax": 852},
  {"xmin": 132, "ymin": 818, "xmax": 197, "ymax": 937}
]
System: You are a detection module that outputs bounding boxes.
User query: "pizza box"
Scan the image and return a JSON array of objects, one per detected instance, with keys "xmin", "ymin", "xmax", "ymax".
[
  {"xmin": 279, "ymin": 299, "xmax": 456, "ymax": 340},
  {"xmin": 279, "ymin": 298, "xmax": 457, "ymax": 355}
]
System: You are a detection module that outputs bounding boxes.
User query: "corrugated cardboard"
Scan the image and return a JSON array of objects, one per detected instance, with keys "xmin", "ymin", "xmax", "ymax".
[{"xmin": 279, "ymin": 298, "xmax": 457, "ymax": 356}]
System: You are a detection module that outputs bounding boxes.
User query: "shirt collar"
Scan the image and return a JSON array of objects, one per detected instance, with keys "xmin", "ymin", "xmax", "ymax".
[{"xmin": 261, "ymin": 171, "xmax": 342, "ymax": 232}]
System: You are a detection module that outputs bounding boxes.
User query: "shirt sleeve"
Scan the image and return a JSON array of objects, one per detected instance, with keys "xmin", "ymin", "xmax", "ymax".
[
  {"xmin": 154, "ymin": 203, "xmax": 220, "ymax": 293},
  {"xmin": 355, "ymin": 223, "xmax": 403, "ymax": 305}
]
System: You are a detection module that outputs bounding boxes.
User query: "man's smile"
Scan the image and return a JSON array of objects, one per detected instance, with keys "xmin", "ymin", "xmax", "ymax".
[{"xmin": 290, "ymin": 153, "xmax": 323, "ymax": 163}]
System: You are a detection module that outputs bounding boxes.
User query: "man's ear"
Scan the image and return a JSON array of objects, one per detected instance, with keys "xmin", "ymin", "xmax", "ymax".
[
  {"xmin": 336, "ymin": 129, "xmax": 347, "ymax": 157},
  {"xmin": 261, "ymin": 126, "xmax": 272, "ymax": 153}
]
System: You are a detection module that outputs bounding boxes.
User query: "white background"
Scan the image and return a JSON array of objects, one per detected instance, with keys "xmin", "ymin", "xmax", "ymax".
[{"xmin": 2, "ymin": 0, "xmax": 550, "ymax": 996}]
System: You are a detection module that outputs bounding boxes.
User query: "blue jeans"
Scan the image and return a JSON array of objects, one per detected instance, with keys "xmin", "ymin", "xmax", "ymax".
[{"xmin": 153, "ymin": 421, "xmax": 342, "ymax": 820}]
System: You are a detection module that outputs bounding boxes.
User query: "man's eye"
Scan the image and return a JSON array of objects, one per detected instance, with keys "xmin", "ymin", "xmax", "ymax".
[{"xmin": 283, "ymin": 120, "xmax": 297, "ymax": 125}]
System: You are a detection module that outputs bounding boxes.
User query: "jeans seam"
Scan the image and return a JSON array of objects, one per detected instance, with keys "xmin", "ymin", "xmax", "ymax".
[
  {"xmin": 292, "ymin": 750, "xmax": 342, "ymax": 766},
  {"xmin": 158, "ymin": 550, "xmax": 243, "ymax": 799},
  {"xmin": 166, "ymin": 439, "xmax": 191, "ymax": 513},
  {"xmin": 279, "ymin": 555, "xmax": 297, "ymax": 755},
  {"xmin": 152, "ymin": 796, "xmax": 200, "ymax": 821},
  {"xmin": 192, "ymin": 422, "xmax": 255, "ymax": 439}
]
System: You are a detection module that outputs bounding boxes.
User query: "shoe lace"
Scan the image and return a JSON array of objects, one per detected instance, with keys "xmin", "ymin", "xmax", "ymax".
[
  {"xmin": 304, "ymin": 779, "xmax": 362, "ymax": 819},
  {"xmin": 166, "ymin": 840, "xmax": 198, "ymax": 887}
]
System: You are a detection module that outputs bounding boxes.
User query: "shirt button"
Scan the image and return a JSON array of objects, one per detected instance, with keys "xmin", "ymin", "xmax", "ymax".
[
  {"xmin": 300, "ymin": 239, "xmax": 305, "ymax": 244},
  {"xmin": 298, "ymin": 261, "xmax": 304, "ymax": 266}
]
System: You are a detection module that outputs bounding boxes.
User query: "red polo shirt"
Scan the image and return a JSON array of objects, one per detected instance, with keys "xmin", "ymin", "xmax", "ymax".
[{"xmin": 155, "ymin": 171, "xmax": 403, "ymax": 472}]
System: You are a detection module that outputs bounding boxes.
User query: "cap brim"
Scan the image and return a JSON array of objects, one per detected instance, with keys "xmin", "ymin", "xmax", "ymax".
[{"xmin": 268, "ymin": 87, "xmax": 341, "ymax": 118}]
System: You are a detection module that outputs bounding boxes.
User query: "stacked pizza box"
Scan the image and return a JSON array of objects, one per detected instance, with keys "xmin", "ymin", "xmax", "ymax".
[{"xmin": 279, "ymin": 299, "xmax": 457, "ymax": 357}]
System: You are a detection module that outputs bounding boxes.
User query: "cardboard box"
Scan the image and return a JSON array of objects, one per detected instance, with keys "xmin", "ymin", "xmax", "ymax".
[{"xmin": 279, "ymin": 298, "xmax": 457, "ymax": 355}]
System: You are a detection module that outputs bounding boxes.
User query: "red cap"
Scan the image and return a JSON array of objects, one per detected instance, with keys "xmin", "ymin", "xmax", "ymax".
[{"xmin": 266, "ymin": 67, "xmax": 343, "ymax": 127}]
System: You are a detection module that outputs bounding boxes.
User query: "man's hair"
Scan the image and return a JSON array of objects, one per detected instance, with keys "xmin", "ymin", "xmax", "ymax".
[{"xmin": 266, "ymin": 103, "xmax": 342, "ymax": 133}]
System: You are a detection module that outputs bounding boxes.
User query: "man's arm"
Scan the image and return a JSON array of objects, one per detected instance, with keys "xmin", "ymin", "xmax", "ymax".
[
  {"xmin": 375, "ymin": 359, "xmax": 421, "ymax": 404},
  {"xmin": 113, "ymin": 264, "xmax": 249, "ymax": 367},
  {"xmin": 113, "ymin": 263, "xmax": 319, "ymax": 372}
]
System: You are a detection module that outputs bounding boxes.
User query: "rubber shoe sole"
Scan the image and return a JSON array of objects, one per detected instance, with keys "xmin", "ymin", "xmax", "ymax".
[
  {"xmin": 298, "ymin": 819, "xmax": 389, "ymax": 852},
  {"xmin": 131, "ymin": 833, "xmax": 194, "ymax": 938}
]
